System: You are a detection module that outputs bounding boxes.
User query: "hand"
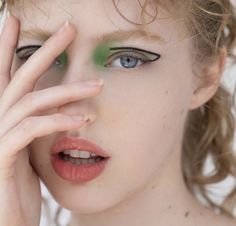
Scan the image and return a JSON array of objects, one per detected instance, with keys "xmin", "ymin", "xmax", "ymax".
[{"xmin": 0, "ymin": 14, "xmax": 103, "ymax": 226}]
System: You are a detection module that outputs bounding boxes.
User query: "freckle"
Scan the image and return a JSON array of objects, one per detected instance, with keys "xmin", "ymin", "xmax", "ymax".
[
  {"xmin": 165, "ymin": 90, "xmax": 169, "ymax": 95},
  {"xmin": 184, "ymin": 211, "xmax": 190, "ymax": 217},
  {"xmin": 39, "ymin": 164, "xmax": 43, "ymax": 168},
  {"xmin": 168, "ymin": 205, "xmax": 172, "ymax": 210},
  {"xmin": 163, "ymin": 124, "xmax": 166, "ymax": 129},
  {"xmin": 151, "ymin": 185, "xmax": 156, "ymax": 189},
  {"xmin": 163, "ymin": 114, "xmax": 167, "ymax": 119}
]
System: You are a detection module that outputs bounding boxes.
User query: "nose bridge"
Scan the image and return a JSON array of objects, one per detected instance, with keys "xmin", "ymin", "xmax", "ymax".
[
  {"xmin": 61, "ymin": 40, "xmax": 98, "ymax": 84},
  {"xmin": 61, "ymin": 60, "xmax": 97, "ymax": 84},
  {"xmin": 57, "ymin": 53, "xmax": 100, "ymax": 125}
]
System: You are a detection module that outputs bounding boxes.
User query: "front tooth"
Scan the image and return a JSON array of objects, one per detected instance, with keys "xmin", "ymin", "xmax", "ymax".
[
  {"xmin": 63, "ymin": 150, "xmax": 71, "ymax": 155},
  {"xmin": 70, "ymin": 150, "xmax": 80, "ymax": 158},
  {"xmin": 62, "ymin": 149, "xmax": 91, "ymax": 158},
  {"xmin": 79, "ymin": 150, "xmax": 90, "ymax": 158}
]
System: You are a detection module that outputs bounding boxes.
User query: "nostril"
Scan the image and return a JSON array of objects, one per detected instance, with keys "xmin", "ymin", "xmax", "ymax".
[{"xmin": 84, "ymin": 116, "xmax": 91, "ymax": 123}]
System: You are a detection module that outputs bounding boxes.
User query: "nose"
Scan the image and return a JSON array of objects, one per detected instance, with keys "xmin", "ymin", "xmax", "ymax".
[
  {"xmin": 57, "ymin": 98, "xmax": 97, "ymax": 125},
  {"xmin": 56, "ymin": 48, "xmax": 102, "ymax": 130}
]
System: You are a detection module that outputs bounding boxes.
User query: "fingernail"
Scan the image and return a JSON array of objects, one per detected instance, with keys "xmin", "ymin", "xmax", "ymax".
[
  {"xmin": 85, "ymin": 78, "xmax": 104, "ymax": 86},
  {"xmin": 57, "ymin": 21, "xmax": 69, "ymax": 34}
]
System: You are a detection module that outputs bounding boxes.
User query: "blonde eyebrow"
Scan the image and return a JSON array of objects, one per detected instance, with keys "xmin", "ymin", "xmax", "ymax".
[
  {"xmin": 19, "ymin": 28, "xmax": 165, "ymax": 44},
  {"xmin": 19, "ymin": 28, "xmax": 52, "ymax": 41}
]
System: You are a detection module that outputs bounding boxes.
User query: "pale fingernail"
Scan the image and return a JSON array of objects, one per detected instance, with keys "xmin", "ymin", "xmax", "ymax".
[
  {"xmin": 85, "ymin": 78, "xmax": 104, "ymax": 86},
  {"xmin": 57, "ymin": 21, "xmax": 69, "ymax": 34}
]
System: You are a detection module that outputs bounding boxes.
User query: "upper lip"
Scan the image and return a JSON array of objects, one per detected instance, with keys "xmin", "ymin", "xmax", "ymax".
[{"xmin": 50, "ymin": 136, "xmax": 110, "ymax": 158}]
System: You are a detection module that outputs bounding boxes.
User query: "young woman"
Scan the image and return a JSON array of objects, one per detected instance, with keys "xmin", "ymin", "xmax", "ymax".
[{"xmin": 0, "ymin": 0, "xmax": 236, "ymax": 225}]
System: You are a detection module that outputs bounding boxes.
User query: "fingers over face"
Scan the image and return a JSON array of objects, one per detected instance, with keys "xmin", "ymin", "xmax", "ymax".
[
  {"xmin": 0, "ymin": 21, "xmax": 77, "ymax": 116},
  {"xmin": 0, "ymin": 82, "xmax": 103, "ymax": 138}
]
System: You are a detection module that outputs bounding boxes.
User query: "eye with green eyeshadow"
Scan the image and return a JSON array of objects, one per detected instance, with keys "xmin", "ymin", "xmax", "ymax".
[
  {"xmin": 92, "ymin": 42, "xmax": 161, "ymax": 69},
  {"xmin": 15, "ymin": 45, "xmax": 68, "ymax": 68}
]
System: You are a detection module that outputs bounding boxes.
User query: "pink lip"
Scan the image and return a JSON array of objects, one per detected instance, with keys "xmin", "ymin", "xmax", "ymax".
[
  {"xmin": 50, "ymin": 136, "xmax": 110, "ymax": 183},
  {"xmin": 50, "ymin": 136, "xmax": 110, "ymax": 158}
]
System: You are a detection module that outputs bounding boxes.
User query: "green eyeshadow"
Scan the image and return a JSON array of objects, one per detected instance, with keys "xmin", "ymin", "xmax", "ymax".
[
  {"xmin": 92, "ymin": 42, "xmax": 112, "ymax": 67},
  {"xmin": 56, "ymin": 51, "xmax": 68, "ymax": 67}
]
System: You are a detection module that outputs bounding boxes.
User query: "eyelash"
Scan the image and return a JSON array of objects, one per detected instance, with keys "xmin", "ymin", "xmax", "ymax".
[
  {"xmin": 105, "ymin": 49, "xmax": 160, "ymax": 69},
  {"xmin": 15, "ymin": 45, "xmax": 67, "ymax": 68},
  {"xmin": 15, "ymin": 45, "xmax": 161, "ymax": 70}
]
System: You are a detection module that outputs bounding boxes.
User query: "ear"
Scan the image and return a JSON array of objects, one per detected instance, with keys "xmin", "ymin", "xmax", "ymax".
[{"xmin": 189, "ymin": 47, "xmax": 227, "ymax": 110}]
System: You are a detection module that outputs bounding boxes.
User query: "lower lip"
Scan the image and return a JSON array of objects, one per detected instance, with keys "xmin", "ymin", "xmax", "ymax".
[{"xmin": 51, "ymin": 155, "xmax": 110, "ymax": 183}]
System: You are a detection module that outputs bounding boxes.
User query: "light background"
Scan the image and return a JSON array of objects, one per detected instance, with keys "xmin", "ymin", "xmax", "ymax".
[{"xmin": 0, "ymin": 1, "xmax": 236, "ymax": 225}]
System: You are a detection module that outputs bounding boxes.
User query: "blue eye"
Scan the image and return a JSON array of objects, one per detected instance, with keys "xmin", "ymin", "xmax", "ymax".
[
  {"xmin": 107, "ymin": 54, "xmax": 143, "ymax": 69},
  {"xmin": 105, "ymin": 47, "xmax": 161, "ymax": 69},
  {"xmin": 15, "ymin": 45, "xmax": 68, "ymax": 68}
]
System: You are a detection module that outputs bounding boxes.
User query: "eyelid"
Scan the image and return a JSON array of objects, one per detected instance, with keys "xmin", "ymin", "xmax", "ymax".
[
  {"xmin": 109, "ymin": 47, "xmax": 161, "ymax": 61},
  {"xmin": 15, "ymin": 45, "xmax": 41, "ymax": 58},
  {"xmin": 15, "ymin": 45, "xmax": 68, "ymax": 69}
]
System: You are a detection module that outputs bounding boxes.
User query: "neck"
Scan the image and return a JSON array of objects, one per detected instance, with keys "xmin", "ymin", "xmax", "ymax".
[{"xmin": 69, "ymin": 142, "xmax": 206, "ymax": 226}]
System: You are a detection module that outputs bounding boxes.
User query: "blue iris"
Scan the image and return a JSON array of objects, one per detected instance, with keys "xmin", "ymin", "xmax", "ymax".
[{"xmin": 120, "ymin": 56, "xmax": 139, "ymax": 68}]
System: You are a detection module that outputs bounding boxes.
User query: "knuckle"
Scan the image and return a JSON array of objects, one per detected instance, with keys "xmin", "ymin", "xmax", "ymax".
[
  {"xmin": 21, "ymin": 117, "xmax": 34, "ymax": 131},
  {"xmin": 20, "ymin": 92, "xmax": 34, "ymax": 107},
  {"xmin": 21, "ymin": 92, "xmax": 44, "ymax": 112},
  {"xmin": 52, "ymin": 113, "xmax": 65, "ymax": 122}
]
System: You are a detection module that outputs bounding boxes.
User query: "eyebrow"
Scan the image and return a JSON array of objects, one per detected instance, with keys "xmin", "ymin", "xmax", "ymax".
[{"xmin": 19, "ymin": 28, "xmax": 166, "ymax": 44}]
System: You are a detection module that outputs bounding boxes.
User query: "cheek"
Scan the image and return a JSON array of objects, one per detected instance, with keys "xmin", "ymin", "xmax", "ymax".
[
  {"xmin": 104, "ymin": 71, "xmax": 191, "ymax": 173},
  {"xmin": 33, "ymin": 70, "xmax": 65, "ymax": 90},
  {"xmin": 96, "ymin": 75, "xmax": 192, "ymax": 191},
  {"xmin": 28, "ymin": 137, "xmax": 55, "ymax": 182}
]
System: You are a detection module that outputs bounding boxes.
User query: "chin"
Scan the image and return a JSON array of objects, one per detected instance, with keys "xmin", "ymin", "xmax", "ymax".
[
  {"xmin": 40, "ymin": 177, "xmax": 128, "ymax": 215},
  {"xmin": 50, "ymin": 188, "xmax": 123, "ymax": 214}
]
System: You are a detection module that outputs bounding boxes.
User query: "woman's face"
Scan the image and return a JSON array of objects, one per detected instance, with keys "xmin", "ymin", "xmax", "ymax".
[{"xmin": 11, "ymin": 0, "xmax": 197, "ymax": 212}]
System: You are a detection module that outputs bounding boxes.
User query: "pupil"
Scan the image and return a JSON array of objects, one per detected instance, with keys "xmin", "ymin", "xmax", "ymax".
[{"xmin": 120, "ymin": 56, "xmax": 138, "ymax": 68}]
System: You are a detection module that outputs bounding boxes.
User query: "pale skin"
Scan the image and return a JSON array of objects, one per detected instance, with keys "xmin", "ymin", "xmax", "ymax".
[{"xmin": 0, "ymin": 0, "xmax": 235, "ymax": 226}]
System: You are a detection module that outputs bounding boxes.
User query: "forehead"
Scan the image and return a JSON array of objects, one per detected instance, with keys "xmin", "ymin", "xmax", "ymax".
[{"xmin": 9, "ymin": 0, "xmax": 188, "ymax": 45}]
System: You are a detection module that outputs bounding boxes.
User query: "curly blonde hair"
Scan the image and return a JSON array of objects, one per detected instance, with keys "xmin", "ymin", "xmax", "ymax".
[{"xmin": 1, "ymin": 0, "xmax": 236, "ymax": 225}]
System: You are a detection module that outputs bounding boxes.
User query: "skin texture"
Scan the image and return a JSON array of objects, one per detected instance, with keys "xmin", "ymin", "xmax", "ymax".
[{"xmin": 1, "ymin": 0, "xmax": 234, "ymax": 225}]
